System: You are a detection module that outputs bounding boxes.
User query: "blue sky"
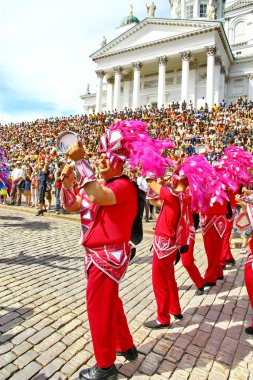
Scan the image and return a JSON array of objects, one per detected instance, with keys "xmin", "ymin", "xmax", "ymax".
[
  {"xmin": 0, "ymin": 0, "xmax": 170, "ymax": 123},
  {"xmin": 0, "ymin": 0, "xmax": 237, "ymax": 124}
]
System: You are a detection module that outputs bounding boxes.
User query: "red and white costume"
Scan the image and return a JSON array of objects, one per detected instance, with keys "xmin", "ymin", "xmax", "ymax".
[
  {"xmin": 79, "ymin": 177, "xmax": 137, "ymax": 368},
  {"xmin": 220, "ymin": 190, "xmax": 237, "ymax": 267},
  {"xmin": 200, "ymin": 201, "xmax": 227, "ymax": 283},
  {"xmin": 181, "ymin": 215, "xmax": 205, "ymax": 289},
  {"xmin": 152, "ymin": 185, "xmax": 191, "ymax": 325},
  {"xmin": 240, "ymin": 194, "xmax": 253, "ymax": 329}
]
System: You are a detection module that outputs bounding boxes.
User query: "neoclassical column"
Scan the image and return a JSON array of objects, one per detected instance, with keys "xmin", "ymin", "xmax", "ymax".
[
  {"xmin": 189, "ymin": 61, "xmax": 197, "ymax": 108},
  {"xmin": 181, "ymin": 0, "xmax": 186, "ymax": 18},
  {"xmin": 122, "ymin": 73, "xmax": 132, "ymax": 109},
  {"xmin": 206, "ymin": 45, "xmax": 216, "ymax": 109},
  {"xmin": 132, "ymin": 62, "xmax": 142, "ymax": 110},
  {"xmin": 220, "ymin": 66, "xmax": 226, "ymax": 104},
  {"xmin": 181, "ymin": 50, "xmax": 191, "ymax": 105},
  {"xmin": 193, "ymin": 0, "xmax": 199, "ymax": 18},
  {"xmin": 113, "ymin": 66, "xmax": 122, "ymax": 111},
  {"xmin": 214, "ymin": 56, "xmax": 221, "ymax": 105},
  {"xmin": 247, "ymin": 74, "xmax": 253, "ymax": 101},
  {"xmin": 157, "ymin": 56, "xmax": 167, "ymax": 109},
  {"xmin": 106, "ymin": 77, "xmax": 114, "ymax": 112},
  {"xmin": 95, "ymin": 70, "xmax": 104, "ymax": 113}
]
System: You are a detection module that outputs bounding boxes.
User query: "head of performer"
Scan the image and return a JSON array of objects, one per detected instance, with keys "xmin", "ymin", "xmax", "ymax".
[
  {"xmin": 171, "ymin": 166, "xmax": 189, "ymax": 191},
  {"xmin": 99, "ymin": 130, "xmax": 128, "ymax": 182},
  {"xmin": 98, "ymin": 152, "xmax": 125, "ymax": 181}
]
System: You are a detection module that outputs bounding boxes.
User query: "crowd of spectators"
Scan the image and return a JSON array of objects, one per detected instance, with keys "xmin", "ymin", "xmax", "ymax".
[{"xmin": 0, "ymin": 96, "xmax": 253, "ymax": 210}]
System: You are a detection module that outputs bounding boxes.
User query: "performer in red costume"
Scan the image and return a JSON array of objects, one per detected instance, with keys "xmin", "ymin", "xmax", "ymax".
[
  {"xmin": 181, "ymin": 213, "xmax": 205, "ymax": 295},
  {"xmin": 62, "ymin": 145, "xmax": 137, "ymax": 380},
  {"xmin": 235, "ymin": 192, "xmax": 253, "ymax": 335},
  {"xmin": 200, "ymin": 200, "xmax": 228, "ymax": 286},
  {"xmin": 143, "ymin": 156, "xmax": 223, "ymax": 329},
  {"xmin": 220, "ymin": 190, "xmax": 237, "ymax": 269},
  {"xmin": 212, "ymin": 146, "xmax": 253, "ymax": 283},
  {"xmin": 142, "ymin": 176, "xmax": 190, "ymax": 328},
  {"xmin": 60, "ymin": 120, "xmax": 175, "ymax": 380}
]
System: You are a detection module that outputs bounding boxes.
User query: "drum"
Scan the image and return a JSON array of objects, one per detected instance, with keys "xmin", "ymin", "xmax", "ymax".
[{"xmin": 56, "ymin": 131, "xmax": 79, "ymax": 154}]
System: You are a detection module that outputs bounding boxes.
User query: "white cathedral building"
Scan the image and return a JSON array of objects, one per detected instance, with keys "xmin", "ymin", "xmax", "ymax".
[{"xmin": 81, "ymin": 0, "xmax": 253, "ymax": 114}]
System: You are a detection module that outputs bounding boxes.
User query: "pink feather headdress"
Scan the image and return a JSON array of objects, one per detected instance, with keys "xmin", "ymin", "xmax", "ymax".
[
  {"xmin": 215, "ymin": 146, "xmax": 253, "ymax": 191},
  {"xmin": 100, "ymin": 119, "xmax": 175, "ymax": 178},
  {"xmin": 173, "ymin": 155, "xmax": 229, "ymax": 212}
]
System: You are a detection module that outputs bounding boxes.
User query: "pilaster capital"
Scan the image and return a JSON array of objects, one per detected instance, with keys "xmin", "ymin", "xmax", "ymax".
[
  {"xmin": 106, "ymin": 77, "xmax": 114, "ymax": 85},
  {"xmin": 132, "ymin": 61, "xmax": 142, "ymax": 71},
  {"xmin": 113, "ymin": 66, "xmax": 123, "ymax": 75},
  {"xmin": 206, "ymin": 45, "xmax": 216, "ymax": 56},
  {"xmin": 96, "ymin": 70, "xmax": 105, "ymax": 79},
  {"xmin": 247, "ymin": 73, "xmax": 253, "ymax": 81},
  {"xmin": 158, "ymin": 56, "xmax": 168, "ymax": 65},
  {"xmin": 181, "ymin": 50, "xmax": 191, "ymax": 61}
]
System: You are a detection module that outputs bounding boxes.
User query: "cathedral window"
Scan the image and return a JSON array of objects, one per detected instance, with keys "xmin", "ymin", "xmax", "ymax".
[
  {"xmin": 234, "ymin": 21, "xmax": 246, "ymax": 44},
  {"xmin": 186, "ymin": 5, "xmax": 193, "ymax": 19},
  {"xmin": 200, "ymin": 3, "xmax": 207, "ymax": 18}
]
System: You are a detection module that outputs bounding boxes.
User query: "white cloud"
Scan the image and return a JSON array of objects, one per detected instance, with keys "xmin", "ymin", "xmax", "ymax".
[{"xmin": 0, "ymin": 0, "xmax": 170, "ymax": 122}]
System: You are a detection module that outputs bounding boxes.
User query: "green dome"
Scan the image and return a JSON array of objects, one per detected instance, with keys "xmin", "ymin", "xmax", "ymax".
[
  {"xmin": 120, "ymin": 6, "xmax": 140, "ymax": 26},
  {"xmin": 121, "ymin": 14, "xmax": 140, "ymax": 26}
]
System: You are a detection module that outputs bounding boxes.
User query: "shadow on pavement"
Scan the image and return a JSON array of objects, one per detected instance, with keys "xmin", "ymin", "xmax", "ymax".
[
  {"xmin": 0, "ymin": 306, "xmax": 34, "ymax": 343},
  {"xmin": 1, "ymin": 220, "xmax": 51, "ymax": 231},
  {"xmin": 0, "ymin": 216, "xmax": 25, "ymax": 221},
  {"xmin": 0, "ymin": 253, "xmax": 81, "ymax": 272}
]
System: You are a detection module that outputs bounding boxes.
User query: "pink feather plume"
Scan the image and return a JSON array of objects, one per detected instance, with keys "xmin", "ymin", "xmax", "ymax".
[
  {"xmin": 215, "ymin": 146, "xmax": 253, "ymax": 191},
  {"xmin": 180, "ymin": 155, "xmax": 228, "ymax": 212},
  {"xmin": 109, "ymin": 120, "xmax": 175, "ymax": 178}
]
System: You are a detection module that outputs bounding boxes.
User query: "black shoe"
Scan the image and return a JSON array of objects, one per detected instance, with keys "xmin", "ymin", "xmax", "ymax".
[
  {"xmin": 116, "ymin": 345, "xmax": 138, "ymax": 361},
  {"xmin": 245, "ymin": 326, "xmax": 253, "ymax": 335},
  {"xmin": 217, "ymin": 276, "xmax": 224, "ymax": 280},
  {"xmin": 195, "ymin": 286, "xmax": 204, "ymax": 296},
  {"xmin": 226, "ymin": 259, "xmax": 236, "ymax": 266},
  {"xmin": 204, "ymin": 281, "xmax": 216, "ymax": 287},
  {"xmin": 79, "ymin": 364, "xmax": 117, "ymax": 380},
  {"xmin": 222, "ymin": 265, "xmax": 226, "ymax": 270},
  {"xmin": 173, "ymin": 314, "xmax": 183, "ymax": 320},
  {"xmin": 143, "ymin": 319, "xmax": 170, "ymax": 329}
]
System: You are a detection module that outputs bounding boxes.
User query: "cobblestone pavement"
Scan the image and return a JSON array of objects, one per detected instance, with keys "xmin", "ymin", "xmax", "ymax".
[{"xmin": 0, "ymin": 206, "xmax": 253, "ymax": 380}]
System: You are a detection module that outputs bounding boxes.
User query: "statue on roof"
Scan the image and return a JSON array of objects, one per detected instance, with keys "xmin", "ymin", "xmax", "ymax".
[
  {"xmin": 86, "ymin": 83, "xmax": 90, "ymax": 94},
  {"xmin": 206, "ymin": 4, "xmax": 216, "ymax": 20},
  {"xmin": 146, "ymin": 2, "xmax": 156, "ymax": 17},
  {"xmin": 100, "ymin": 36, "xmax": 107, "ymax": 48},
  {"xmin": 130, "ymin": 4, "xmax": 134, "ymax": 16}
]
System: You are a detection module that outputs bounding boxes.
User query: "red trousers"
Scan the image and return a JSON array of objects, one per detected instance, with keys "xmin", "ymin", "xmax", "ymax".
[
  {"xmin": 152, "ymin": 250, "xmax": 181, "ymax": 325},
  {"xmin": 181, "ymin": 238, "xmax": 205, "ymax": 289},
  {"xmin": 245, "ymin": 262, "xmax": 253, "ymax": 328},
  {"xmin": 220, "ymin": 219, "xmax": 234, "ymax": 266},
  {"xmin": 86, "ymin": 264, "xmax": 134, "ymax": 368},
  {"xmin": 202, "ymin": 223, "xmax": 224, "ymax": 283}
]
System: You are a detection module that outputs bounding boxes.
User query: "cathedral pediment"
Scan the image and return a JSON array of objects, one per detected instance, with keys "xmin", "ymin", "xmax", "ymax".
[
  {"xmin": 90, "ymin": 18, "xmax": 222, "ymax": 61},
  {"xmin": 224, "ymin": 0, "xmax": 253, "ymax": 13}
]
